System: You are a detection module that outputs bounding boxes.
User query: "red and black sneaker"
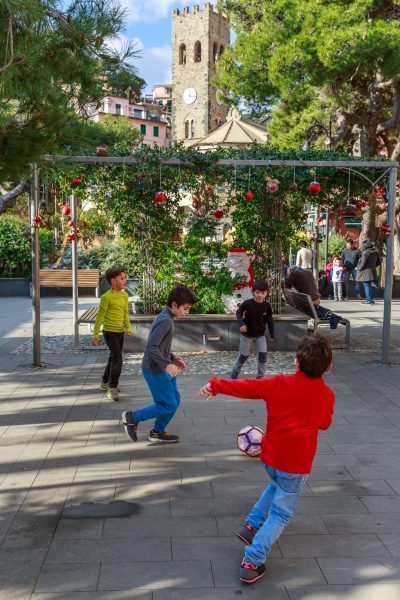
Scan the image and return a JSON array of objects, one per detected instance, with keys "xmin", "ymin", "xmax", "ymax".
[
  {"xmin": 149, "ymin": 429, "xmax": 179, "ymax": 443},
  {"xmin": 240, "ymin": 558, "xmax": 266, "ymax": 583},
  {"xmin": 236, "ymin": 523, "xmax": 256, "ymax": 545}
]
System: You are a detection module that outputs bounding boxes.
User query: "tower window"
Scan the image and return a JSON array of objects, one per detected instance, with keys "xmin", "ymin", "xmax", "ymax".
[
  {"xmin": 194, "ymin": 41, "xmax": 201, "ymax": 63},
  {"xmin": 213, "ymin": 42, "xmax": 218, "ymax": 63},
  {"xmin": 179, "ymin": 44, "xmax": 186, "ymax": 65},
  {"xmin": 219, "ymin": 45, "xmax": 224, "ymax": 58},
  {"xmin": 184, "ymin": 118, "xmax": 195, "ymax": 139}
]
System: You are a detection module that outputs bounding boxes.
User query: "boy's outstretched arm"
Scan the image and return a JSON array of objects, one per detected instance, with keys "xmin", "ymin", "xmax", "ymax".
[{"xmin": 198, "ymin": 377, "xmax": 276, "ymax": 401}]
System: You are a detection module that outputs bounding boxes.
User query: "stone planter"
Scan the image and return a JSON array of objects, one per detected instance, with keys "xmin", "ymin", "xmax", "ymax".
[
  {"xmin": 0, "ymin": 278, "xmax": 30, "ymax": 296},
  {"xmin": 123, "ymin": 307, "xmax": 308, "ymax": 353}
]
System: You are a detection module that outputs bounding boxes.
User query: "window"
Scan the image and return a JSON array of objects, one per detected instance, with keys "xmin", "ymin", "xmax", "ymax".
[
  {"xmin": 184, "ymin": 118, "xmax": 195, "ymax": 139},
  {"xmin": 158, "ymin": 100, "xmax": 163, "ymax": 105},
  {"xmin": 213, "ymin": 42, "xmax": 218, "ymax": 62},
  {"xmin": 115, "ymin": 103, "xmax": 121, "ymax": 116},
  {"xmin": 190, "ymin": 119, "xmax": 195, "ymax": 138},
  {"xmin": 179, "ymin": 43, "xmax": 186, "ymax": 65},
  {"xmin": 133, "ymin": 109, "xmax": 142, "ymax": 118},
  {"xmin": 140, "ymin": 124, "xmax": 146, "ymax": 135},
  {"xmin": 184, "ymin": 120, "xmax": 189, "ymax": 139},
  {"xmin": 219, "ymin": 45, "xmax": 224, "ymax": 58},
  {"xmin": 167, "ymin": 99, "xmax": 172, "ymax": 109},
  {"xmin": 194, "ymin": 41, "xmax": 201, "ymax": 62},
  {"xmin": 153, "ymin": 126, "xmax": 159, "ymax": 137}
]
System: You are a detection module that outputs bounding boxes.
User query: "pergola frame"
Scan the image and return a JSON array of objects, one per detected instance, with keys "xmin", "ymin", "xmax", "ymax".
[{"xmin": 30, "ymin": 155, "xmax": 399, "ymax": 367}]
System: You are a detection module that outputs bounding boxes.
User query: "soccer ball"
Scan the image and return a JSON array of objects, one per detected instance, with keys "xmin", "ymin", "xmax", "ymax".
[{"xmin": 237, "ymin": 425, "xmax": 264, "ymax": 458}]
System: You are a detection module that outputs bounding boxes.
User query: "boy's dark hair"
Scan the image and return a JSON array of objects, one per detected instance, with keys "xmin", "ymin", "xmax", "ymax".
[
  {"xmin": 252, "ymin": 278, "xmax": 269, "ymax": 292},
  {"xmin": 299, "ymin": 240, "xmax": 307, "ymax": 247},
  {"xmin": 296, "ymin": 333, "xmax": 332, "ymax": 379},
  {"xmin": 105, "ymin": 267, "xmax": 125, "ymax": 285},
  {"xmin": 167, "ymin": 285, "xmax": 197, "ymax": 307},
  {"xmin": 346, "ymin": 239, "xmax": 353, "ymax": 244}
]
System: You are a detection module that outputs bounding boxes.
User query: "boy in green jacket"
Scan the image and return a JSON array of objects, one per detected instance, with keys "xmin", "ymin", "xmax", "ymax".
[{"xmin": 91, "ymin": 267, "xmax": 132, "ymax": 401}]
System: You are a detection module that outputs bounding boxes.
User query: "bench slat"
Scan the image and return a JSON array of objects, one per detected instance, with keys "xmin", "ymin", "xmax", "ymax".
[{"xmin": 39, "ymin": 269, "xmax": 99, "ymax": 288}]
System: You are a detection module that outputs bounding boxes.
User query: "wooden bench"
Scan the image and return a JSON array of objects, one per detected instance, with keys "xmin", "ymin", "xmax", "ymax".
[
  {"xmin": 37, "ymin": 269, "xmax": 100, "ymax": 297},
  {"xmin": 283, "ymin": 288, "xmax": 350, "ymax": 349}
]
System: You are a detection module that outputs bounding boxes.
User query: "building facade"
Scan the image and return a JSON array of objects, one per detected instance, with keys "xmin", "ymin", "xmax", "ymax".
[
  {"xmin": 91, "ymin": 96, "xmax": 169, "ymax": 147},
  {"xmin": 171, "ymin": 3, "xmax": 230, "ymax": 142}
]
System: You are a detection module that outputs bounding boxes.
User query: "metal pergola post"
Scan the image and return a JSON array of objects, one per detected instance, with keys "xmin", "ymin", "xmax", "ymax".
[
  {"xmin": 71, "ymin": 193, "xmax": 80, "ymax": 348},
  {"xmin": 30, "ymin": 164, "xmax": 41, "ymax": 367},
  {"xmin": 381, "ymin": 166, "xmax": 398, "ymax": 365}
]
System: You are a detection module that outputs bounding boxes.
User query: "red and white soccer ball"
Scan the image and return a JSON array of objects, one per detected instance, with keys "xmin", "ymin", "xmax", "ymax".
[{"xmin": 237, "ymin": 425, "xmax": 264, "ymax": 458}]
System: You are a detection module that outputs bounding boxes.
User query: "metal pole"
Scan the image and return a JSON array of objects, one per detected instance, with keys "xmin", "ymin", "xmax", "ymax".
[
  {"xmin": 313, "ymin": 206, "xmax": 319, "ymax": 280},
  {"xmin": 71, "ymin": 193, "xmax": 79, "ymax": 348},
  {"xmin": 381, "ymin": 166, "xmax": 398, "ymax": 364},
  {"xmin": 324, "ymin": 208, "xmax": 330, "ymax": 267},
  {"xmin": 30, "ymin": 164, "xmax": 41, "ymax": 367}
]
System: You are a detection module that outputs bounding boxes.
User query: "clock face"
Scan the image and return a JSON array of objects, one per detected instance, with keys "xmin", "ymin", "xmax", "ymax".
[{"xmin": 183, "ymin": 87, "xmax": 197, "ymax": 104}]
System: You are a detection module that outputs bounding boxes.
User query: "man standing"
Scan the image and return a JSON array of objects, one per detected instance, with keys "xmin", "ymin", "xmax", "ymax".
[
  {"xmin": 341, "ymin": 239, "xmax": 361, "ymax": 299},
  {"xmin": 296, "ymin": 241, "xmax": 313, "ymax": 272}
]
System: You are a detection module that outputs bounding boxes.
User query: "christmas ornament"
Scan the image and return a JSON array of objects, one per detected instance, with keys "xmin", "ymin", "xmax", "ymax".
[
  {"xmin": 375, "ymin": 186, "xmax": 385, "ymax": 196},
  {"xmin": 309, "ymin": 181, "xmax": 321, "ymax": 195},
  {"xmin": 197, "ymin": 211, "xmax": 204, "ymax": 219},
  {"xmin": 73, "ymin": 177, "xmax": 81, "ymax": 186},
  {"xmin": 290, "ymin": 182, "xmax": 298, "ymax": 192},
  {"xmin": 154, "ymin": 191, "xmax": 167, "ymax": 204},
  {"xmin": 380, "ymin": 224, "xmax": 389, "ymax": 234},
  {"xmin": 213, "ymin": 209, "xmax": 224, "ymax": 219},
  {"xmin": 33, "ymin": 216, "xmax": 41, "ymax": 224},
  {"xmin": 62, "ymin": 205, "xmax": 71, "ymax": 217},
  {"xmin": 96, "ymin": 146, "xmax": 108, "ymax": 157},
  {"xmin": 360, "ymin": 202, "xmax": 367, "ymax": 208},
  {"xmin": 244, "ymin": 191, "xmax": 254, "ymax": 201},
  {"xmin": 67, "ymin": 232, "xmax": 76, "ymax": 242},
  {"xmin": 67, "ymin": 219, "xmax": 74, "ymax": 228},
  {"xmin": 267, "ymin": 181, "xmax": 279, "ymax": 193},
  {"xmin": 120, "ymin": 185, "xmax": 127, "ymax": 193}
]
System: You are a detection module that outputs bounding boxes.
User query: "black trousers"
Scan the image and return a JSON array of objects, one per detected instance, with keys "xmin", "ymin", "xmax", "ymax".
[{"xmin": 102, "ymin": 331, "xmax": 124, "ymax": 387}]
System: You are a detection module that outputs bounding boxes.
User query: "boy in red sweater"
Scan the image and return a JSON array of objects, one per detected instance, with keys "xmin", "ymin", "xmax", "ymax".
[{"xmin": 198, "ymin": 333, "xmax": 334, "ymax": 584}]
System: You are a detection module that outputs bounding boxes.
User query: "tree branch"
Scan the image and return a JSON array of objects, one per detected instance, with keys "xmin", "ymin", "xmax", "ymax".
[
  {"xmin": 0, "ymin": 181, "xmax": 28, "ymax": 214},
  {"xmin": 377, "ymin": 80, "xmax": 400, "ymax": 133}
]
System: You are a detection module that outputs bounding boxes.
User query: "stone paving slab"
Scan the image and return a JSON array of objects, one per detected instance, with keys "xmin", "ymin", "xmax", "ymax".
[{"xmin": 1, "ymin": 298, "xmax": 400, "ymax": 597}]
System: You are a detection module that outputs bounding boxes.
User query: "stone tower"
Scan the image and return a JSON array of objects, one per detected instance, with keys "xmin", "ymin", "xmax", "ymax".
[{"xmin": 171, "ymin": 3, "xmax": 230, "ymax": 142}]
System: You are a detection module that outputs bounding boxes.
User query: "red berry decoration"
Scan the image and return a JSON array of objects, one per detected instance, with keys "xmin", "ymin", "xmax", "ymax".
[
  {"xmin": 67, "ymin": 219, "xmax": 74, "ymax": 228},
  {"xmin": 360, "ymin": 202, "xmax": 367, "ymax": 208},
  {"xmin": 213, "ymin": 209, "xmax": 224, "ymax": 219},
  {"xmin": 380, "ymin": 224, "xmax": 389, "ymax": 234},
  {"xmin": 62, "ymin": 205, "xmax": 71, "ymax": 217},
  {"xmin": 33, "ymin": 216, "xmax": 41, "ymax": 224},
  {"xmin": 244, "ymin": 191, "xmax": 254, "ymax": 201},
  {"xmin": 68, "ymin": 232, "xmax": 76, "ymax": 242},
  {"xmin": 154, "ymin": 191, "xmax": 167, "ymax": 204},
  {"xmin": 267, "ymin": 181, "xmax": 279, "ymax": 193},
  {"xmin": 309, "ymin": 181, "xmax": 321, "ymax": 195}
]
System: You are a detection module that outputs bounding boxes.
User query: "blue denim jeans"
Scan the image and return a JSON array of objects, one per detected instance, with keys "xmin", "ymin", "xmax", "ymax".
[
  {"xmin": 363, "ymin": 281, "xmax": 373, "ymax": 303},
  {"xmin": 343, "ymin": 270, "xmax": 360, "ymax": 296},
  {"xmin": 134, "ymin": 370, "xmax": 180, "ymax": 432},
  {"xmin": 245, "ymin": 464, "xmax": 308, "ymax": 565}
]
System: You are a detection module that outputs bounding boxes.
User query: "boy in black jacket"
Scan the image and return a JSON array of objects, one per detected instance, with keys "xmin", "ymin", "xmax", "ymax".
[{"xmin": 231, "ymin": 279, "xmax": 274, "ymax": 380}]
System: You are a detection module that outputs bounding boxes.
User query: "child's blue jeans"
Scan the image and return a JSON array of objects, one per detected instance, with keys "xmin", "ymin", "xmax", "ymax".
[
  {"xmin": 134, "ymin": 369, "xmax": 180, "ymax": 432},
  {"xmin": 245, "ymin": 464, "xmax": 308, "ymax": 565}
]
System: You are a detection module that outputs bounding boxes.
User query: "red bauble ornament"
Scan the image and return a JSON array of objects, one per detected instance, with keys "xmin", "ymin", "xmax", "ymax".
[
  {"xmin": 360, "ymin": 202, "xmax": 367, "ymax": 208},
  {"xmin": 317, "ymin": 217, "xmax": 324, "ymax": 223},
  {"xmin": 33, "ymin": 216, "xmax": 41, "ymax": 224},
  {"xmin": 154, "ymin": 191, "xmax": 167, "ymax": 204},
  {"xmin": 197, "ymin": 211, "xmax": 204, "ymax": 219},
  {"xmin": 375, "ymin": 186, "xmax": 385, "ymax": 196},
  {"xmin": 267, "ymin": 181, "xmax": 279, "ymax": 193},
  {"xmin": 213, "ymin": 209, "xmax": 224, "ymax": 219},
  {"xmin": 67, "ymin": 219, "xmax": 74, "ymax": 228},
  {"xmin": 309, "ymin": 181, "xmax": 321, "ymax": 195},
  {"xmin": 244, "ymin": 191, "xmax": 254, "ymax": 201},
  {"xmin": 380, "ymin": 224, "xmax": 389, "ymax": 234},
  {"xmin": 67, "ymin": 233, "xmax": 76, "ymax": 242},
  {"xmin": 73, "ymin": 177, "xmax": 81, "ymax": 186},
  {"xmin": 62, "ymin": 205, "xmax": 71, "ymax": 216}
]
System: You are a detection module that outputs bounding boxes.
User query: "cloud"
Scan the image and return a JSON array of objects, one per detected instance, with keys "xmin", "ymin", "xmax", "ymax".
[{"xmin": 120, "ymin": 0, "xmax": 189, "ymax": 24}]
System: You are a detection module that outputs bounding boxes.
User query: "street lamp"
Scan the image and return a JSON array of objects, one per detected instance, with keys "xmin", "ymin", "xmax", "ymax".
[{"xmin": 302, "ymin": 118, "xmax": 333, "ymax": 151}]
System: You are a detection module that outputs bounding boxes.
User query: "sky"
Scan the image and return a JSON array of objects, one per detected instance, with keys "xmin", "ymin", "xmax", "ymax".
[{"xmin": 115, "ymin": 1, "xmax": 223, "ymax": 94}]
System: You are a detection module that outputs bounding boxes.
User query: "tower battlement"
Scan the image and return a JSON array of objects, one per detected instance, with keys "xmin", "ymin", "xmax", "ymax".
[{"xmin": 172, "ymin": 3, "xmax": 227, "ymax": 18}]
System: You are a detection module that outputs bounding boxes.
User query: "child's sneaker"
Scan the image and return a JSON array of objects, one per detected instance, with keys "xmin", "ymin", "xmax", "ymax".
[
  {"xmin": 149, "ymin": 429, "xmax": 179, "ymax": 443},
  {"xmin": 236, "ymin": 523, "xmax": 256, "ymax": 544},
  {"xmin": 122, "ymin": 411, "xmax": 138, "ymax": 442},
  {"xmin": 240, "ymin": 558, "xmax": 266, "ymax": 583},
  {"xmin": 230, "ymin": 371, "xmax": 238, "ymax": 380},
  {"xmin": 107, "ymin": 387, "xmax": 119, "ymax": 401},
  {"xmin": 100, "ymin": 382, "xmax": 108, "ymax": 391}
]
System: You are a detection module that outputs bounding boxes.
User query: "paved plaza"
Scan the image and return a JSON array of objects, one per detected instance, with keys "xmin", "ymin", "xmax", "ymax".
[{"xmin": 1, "ymin": 296, "xmax": 400, "ymax": 599}]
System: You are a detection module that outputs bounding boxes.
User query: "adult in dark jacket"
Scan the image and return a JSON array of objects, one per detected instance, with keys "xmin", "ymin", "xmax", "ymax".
[
  {"xmin": 356, "ymin": 239, "xmax": 381, "ymax": 304},
  {"xmin": 341, "ymin": 240, "xmax": 361, "ymax": 298}
]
